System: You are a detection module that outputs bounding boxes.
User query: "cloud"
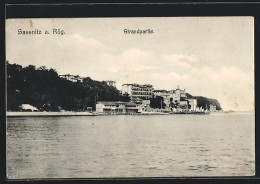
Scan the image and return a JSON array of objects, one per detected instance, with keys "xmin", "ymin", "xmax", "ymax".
[
  {"xmin": 187, "ymin": 66, "xmax": 254, "ymax": 111},
  {"xmin": 161, "ymin": 54, "xmax": 193, "ymax": 69},
  {"xmin": 160, "ymin": 54, "xmax": 200, "ymax": 73},
  {"xmin": 70, "ymin": 34, "xmax": 105, "ymax": 47},
  {"xmin": 162, "ymin": 54, "xmax": 199, "ymax": 63},
  {"xmin": 95, "ymin": 49, "xmax": 253, "ymax": 111},
  {"xmin": 116, "ymin": 64, "xmax": 254, "ymax": 111},
  {"xmin": 97, "ymin": 48, "xmax": 158, "ymax": 72}
]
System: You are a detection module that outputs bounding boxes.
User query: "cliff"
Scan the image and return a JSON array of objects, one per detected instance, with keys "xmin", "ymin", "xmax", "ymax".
[{"xmin": 186, "ymin": 93, "xmax": 222, "ymax": 110}]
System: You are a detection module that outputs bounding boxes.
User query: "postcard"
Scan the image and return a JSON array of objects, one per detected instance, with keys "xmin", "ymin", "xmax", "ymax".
[{"xmin": 6, "ymin": 17, "xmax": 255, "ymax": 178}]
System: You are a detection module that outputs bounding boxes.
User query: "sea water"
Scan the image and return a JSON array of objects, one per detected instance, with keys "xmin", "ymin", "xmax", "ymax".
[{"xmin": 6, "ymin": 112, "xmax": 255, "ymax": 178}]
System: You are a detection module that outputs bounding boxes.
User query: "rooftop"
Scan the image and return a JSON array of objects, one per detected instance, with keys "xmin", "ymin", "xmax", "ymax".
[
  {"xmin": 97, "ymin": 101, "xmax": 138, "ymax": 106},
  {"xmin": 122, "ymin": 83, "xmax": 153, "ymax": 87},
  {"xmin": 154, "ymin": 90, "xmax": 168, "ymax": 92}
]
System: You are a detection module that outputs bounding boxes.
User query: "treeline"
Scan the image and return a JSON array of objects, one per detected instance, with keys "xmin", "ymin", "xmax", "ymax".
[
  {"xmin": 7, "ymin": 61, "xmax": 130, "ymax": 111},
  {"xmin": 150, "ymin": 96, "xmax": 166, "ymax": 109},
  {"xmin": 6, "ymin": 61, "xmax": 222, "ymax": 111},
  {"xmin": 186, "ymin": 93, "xmax": 222, "ymax": 110}
]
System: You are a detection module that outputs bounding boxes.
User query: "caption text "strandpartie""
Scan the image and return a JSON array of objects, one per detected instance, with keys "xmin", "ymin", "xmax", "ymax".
[{"xmin": 124, "ymin": 29, "xmax": 154, "ymax": 34}]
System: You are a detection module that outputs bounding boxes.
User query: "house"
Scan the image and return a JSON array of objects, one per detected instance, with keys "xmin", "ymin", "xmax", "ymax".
[
  {"xmin": 153, "ymin": 90, "xmax": 168, "ymax": 97},
  {"xmin": 209, "ymin": 104, "xmax": 217, "ymax": 112},
  {"xmin": 105, "ymin": 80, "xmax": 116, "ymax": 87},
  {"xmin": 59, "ymin": 74, "xmax": 83, "ymax": 82},
  {"xmin": 96, "ymin": 101, "xmax": 140, "ymax": 113},
  {"xmin": 139, "ymin": 100, "xmax": 153, "ymax": 112},
  {"xmin": 19, "ymin": 104, "xmax": 38, "ymax": 112},
  {"xmin": 153, "ymin": 85, "xmax": 189, "ymax": 110},
  {"xmin": 187, "ymin": 99, "xmax": 197, "ymax": 111}
]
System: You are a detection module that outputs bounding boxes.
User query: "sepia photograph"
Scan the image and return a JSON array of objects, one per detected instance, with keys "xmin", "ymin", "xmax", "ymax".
[{"xmin": 6, "ymin": 17, "xmax": 255, "ymax": 178}]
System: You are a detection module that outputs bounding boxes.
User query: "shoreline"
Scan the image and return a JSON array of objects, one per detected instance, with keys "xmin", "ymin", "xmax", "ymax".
[
  {"xmin": 6, "ymin": 111, "xmax": 171, "ymax": 117},
  {"xmin": 6, "ymin": 111, "xmax": 95, "ymax": 117},
  {"xmin": 6, "ymin": 110, "xmax": 249, "ymax": 117},
  {"xmin": 6, "ymin": 111, "xmax": 208, "ymax": 117}
]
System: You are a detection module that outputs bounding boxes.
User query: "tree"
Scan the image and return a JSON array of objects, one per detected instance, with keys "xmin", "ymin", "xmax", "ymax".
[
  {"xmin": 150, "ymin": 96, "xmax": 166, "ymax": 109},
  {"xmin": 120, "ymin": 93, "xmax": 130, "ymax": 102},
  {"xmin": 6, "ymin": 61, "xmax": 132, "ymax": 111},
  {"xmin": 186, "ymin": 93, "xmax": 222, "ymax": 110},
  {"xmin": 6, "ymin": 61, "xmax": 222, "ymax": 112},
  {"xmin": 173, "ymin": 100, "xmax": 179, "ymax": 108}
]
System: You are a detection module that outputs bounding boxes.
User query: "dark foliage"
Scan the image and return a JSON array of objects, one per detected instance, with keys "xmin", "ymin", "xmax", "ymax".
[
  {"xmin": 150, "ymin": 96, "xmax": 166, "ymax": 109},
  {"xmin": 186, "ymin": 93, "xmax": 222, "ymax": 110},
  {"xmin": 119, "ymin": 93, "xmax": 131, "ymax": 102},
  {"xmin": 6, "ymin": 61, "xmax": 129, "ymax": 111}
]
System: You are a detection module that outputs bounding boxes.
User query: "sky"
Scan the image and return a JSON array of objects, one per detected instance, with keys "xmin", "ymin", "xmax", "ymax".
[{"xmin": 6, "ymin": 17, "xmax": 254, "ymax": 111}]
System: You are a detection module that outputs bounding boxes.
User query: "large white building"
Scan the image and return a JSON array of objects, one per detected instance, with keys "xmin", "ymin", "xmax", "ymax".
[
  {"xmin": 154, "ymin": 85, "xmax": 197, "ymax": 111},
  {"xmin": 121, "ymin": 83, "xmax": 197, "ymax": 111},
  {"xmin": 154, "ymin": 85, "xmax": 187, "ymax": 107},
  {"xmin": 96, "ymin": 101, "xmax": 140, "ymax": 113},
  {"xmin": 122, "ymin": 83, "xmax": 154, "ymax": 104}
]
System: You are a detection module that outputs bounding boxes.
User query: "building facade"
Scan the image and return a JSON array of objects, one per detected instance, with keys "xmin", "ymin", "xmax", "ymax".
[
  {"xmin": 154, "ymin": 86, "xmax": 188, "ymax": 109},
  {"xmin": 209, "ymin": 104, "xmax": 217, "ymax": 111},
  {"xmin": 187, "ymin": 99, "xmax": 198, "ymax": 111},
  {"xmin": 122, "ymin": 83, "xmax": 154, "ymax": 104},
  {"xmin": 96, "ymin": 101, "xmax": 140, "ymax": 113},
  {"xmin": 59, "ymin": 74, "xmax": 83, "ymax": 82},
  {"xmin": 153, "ymin": 85, "xmax": 199, "ymax": 111},
  {"xmin": 19, "ymin": 104, "xmax": 38, "ymax": 112},
  {"xmin": 121, "ymin": 83, "xmax": 198, "ymax": 111},
  {"xmin": 105, "ymin": 80, "xmax": 116, "ymax": 87}
]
